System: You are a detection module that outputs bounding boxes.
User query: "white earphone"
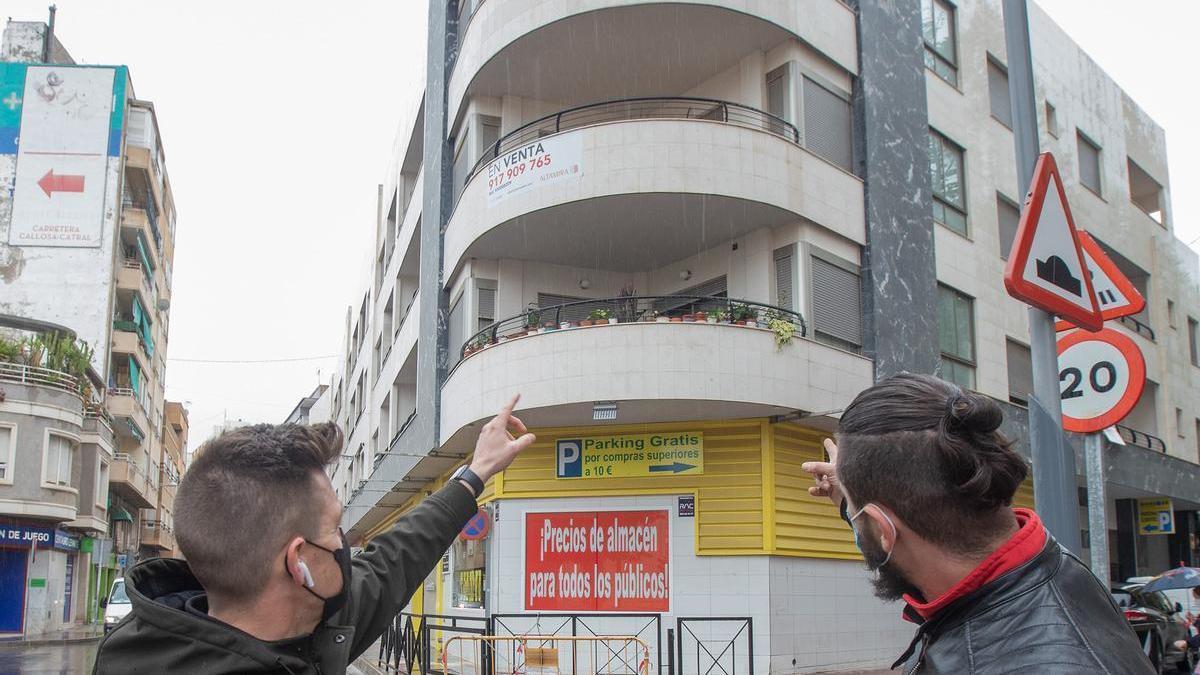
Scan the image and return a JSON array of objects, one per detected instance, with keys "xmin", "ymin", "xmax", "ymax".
[{"xmin": 297, "ymin": 560, "xmax": 315, "ymax": 588}]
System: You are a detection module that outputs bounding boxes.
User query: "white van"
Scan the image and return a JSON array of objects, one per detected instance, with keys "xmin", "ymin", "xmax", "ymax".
[{"xmin": 102, "ymin": 578, "xmax": 132, "ymax": 633}]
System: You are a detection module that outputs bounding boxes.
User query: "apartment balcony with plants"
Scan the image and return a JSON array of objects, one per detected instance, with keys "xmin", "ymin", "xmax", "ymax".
[{"xmin": 0, "ymin": 331, "xmax": 96, "ymax": 523}]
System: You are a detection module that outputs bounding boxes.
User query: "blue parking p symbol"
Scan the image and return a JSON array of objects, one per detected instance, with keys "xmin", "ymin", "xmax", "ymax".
[{"xmin": 557, "ymin": 440, "xmax": 582, "ymax": 478}]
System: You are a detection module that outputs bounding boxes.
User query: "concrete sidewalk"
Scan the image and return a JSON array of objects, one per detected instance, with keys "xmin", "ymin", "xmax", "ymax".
[{"xmin": 0, "ymin": 625, "xmax": 104, "ymax": 649}]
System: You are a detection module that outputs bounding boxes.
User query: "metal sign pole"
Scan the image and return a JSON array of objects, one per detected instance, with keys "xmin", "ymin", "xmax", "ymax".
[
  {"xmin": 1084, "ymin": 433, "xmax": 1110, "ymax": 587},
  {"xmin": 1003, "ymin": 0, "xmax": 1082, "ymax": 554}
]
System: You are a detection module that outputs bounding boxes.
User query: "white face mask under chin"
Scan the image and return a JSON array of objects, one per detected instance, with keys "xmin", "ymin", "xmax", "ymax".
[{"xmin": 849, "ymin": 503, "xmax": 899, "ymax": 572}]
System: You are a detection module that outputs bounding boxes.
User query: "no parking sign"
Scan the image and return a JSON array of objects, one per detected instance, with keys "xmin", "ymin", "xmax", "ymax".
[
  {"xmin": 1056, "ymin": 328, "xmax": 1146, "ymax": 433},
  {"xmin": 460, "ymin": 509, "xmax": 491, "ymax": 541}
]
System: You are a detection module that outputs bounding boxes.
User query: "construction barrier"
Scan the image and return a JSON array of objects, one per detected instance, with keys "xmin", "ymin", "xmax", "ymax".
[{"xmin": 440, "ymin": 635, "xmax": 652, "ymax": 675}]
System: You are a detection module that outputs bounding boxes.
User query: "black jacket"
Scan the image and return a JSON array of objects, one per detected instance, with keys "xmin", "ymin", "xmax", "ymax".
[
  {"xmin": 894, "ymin": 535, "xmax": 1156, "ymax": 674},
  {"xmin": 93, "ymin": 483, "xmax": 478, "ymax": 674}
]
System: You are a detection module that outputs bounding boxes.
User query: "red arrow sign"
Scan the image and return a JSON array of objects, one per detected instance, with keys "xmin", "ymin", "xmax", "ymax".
[{"xmin": 37, "ymin": 169, "xmax": 86, "ymax": 197}]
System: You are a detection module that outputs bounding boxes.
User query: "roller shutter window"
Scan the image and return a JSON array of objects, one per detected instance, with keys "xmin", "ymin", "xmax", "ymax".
[
  {"xmin": 997, "ymin": 194, "xmax": 1020, "ymax": 260},
  {"xmin": 1077, "ymin": 131, "xmax": 1102, "ymax": 195},
  {"xmin": 537, "ymin": 293, "xmax": 594, "ymax": 325},
  {"xmin": 476, "ymin": 281, "xmax": 496, "ymax": 332},
  {"xmin": 1006, "ymin": 339, "xmax": 1033, "ymax": 405},
  {"xmin": 803, "ymin": 77, "xmax": 853, "ymax": 171},
  {"xmin": 774, "ymin": 247, "xmax": 794, "ymax": 311},
  {"xmin": 811, "ymin": 256, "xmax": 862, "ymax": 352},
  {"xmin": 448, "ymin": 294, "xmax": 465, "ymax": 369},
  {"xmin": 988, "ymin": 57, "xmax": 1012, "ymax": 128},
  {"xmin": 654, "ymin": 276, "xmax": 729, "ymax": 315}
]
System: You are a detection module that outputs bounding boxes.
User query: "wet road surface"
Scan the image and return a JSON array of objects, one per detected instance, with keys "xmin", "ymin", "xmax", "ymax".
[{"xmin": 0, "ymin": 642, "xmax": 97, "ymax": 675}]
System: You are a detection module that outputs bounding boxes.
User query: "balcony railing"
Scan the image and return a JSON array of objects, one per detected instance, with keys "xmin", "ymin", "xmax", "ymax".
[
  {"xmin": 113, "ymin": 453, "xmax": 143, "ymax": 473},
  {"xmin": 459, "ymin": 295, "xmax": 807, "ymax": 363},
  {"xmin": 1115, "ymin": 424, "xmax": 1167, "ymax": 453},
  {"xmin": 83, "ymin": 402, "xmax": 116, "ymax": 438},
  {"xmin": 377, "ymin": 409, "xmax": 420, "ymax": 472},
  {"xmin": 1117, "ymin": 315, "xmax": 1156, "ymax": 342},
  {"xmin": 0, "ymin": 362, "xmax": 82, "ymax": 397},
  {"xmin": 467, "ymin": 97, "xmax": 799, "ymax": 185}
]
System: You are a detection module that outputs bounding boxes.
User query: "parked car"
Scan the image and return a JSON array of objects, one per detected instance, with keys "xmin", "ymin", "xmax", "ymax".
[
  {"xmin": 1128, "ymin": 576, "xmax": 1200, "ymax": 617},
  {"xmin": 1112, "ymin": 583, "xmax": 1194, "ymax": 674},
  {"xmin": 102, "ymin": 577, "xmax": 132, "ymax": 634}
]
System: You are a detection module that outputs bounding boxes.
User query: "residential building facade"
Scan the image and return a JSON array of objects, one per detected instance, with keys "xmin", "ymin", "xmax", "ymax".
[
  {"xmin": 315, "ymin": 1, "xmax": 1199, "ymax": 671},
  {"xmin": 0, "ymin": 18, "xmax": 182, "ymax": 636}
]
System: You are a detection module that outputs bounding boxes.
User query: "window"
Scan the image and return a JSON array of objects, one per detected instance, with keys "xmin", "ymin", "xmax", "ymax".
[
  {"xmin": 479, "ymin": 116, "xmax": 501, "ymax": 166},
  {"xmin": 929, "ymin": 130, "xmax": 967, "ymax": 235},
  {"xmin": 1077, "ymin": 131, "xmax": 1102, "ymax": 196},
  {"xmin": 997, "ymin": 194, "xmax": 1020, "ymax": 260},
  {"xmin": 653, "ymin": 276, "xmax": 728, "ymax": 316},
  {"xmin": 1167, "ymin": 300, "xmax": 1177, "ymax": 329},
  {"xmin": 448, "ymin": 293, "xmax": 465, "ymax": 369},
  {"xmin": 372, "ymin": 336, "xmax": 382, "ymax": 379},
  {"xmin": 452, "ymin": 131, "xmax": 470, "ymax": 200},
  {"xmin": 774, "ymin": 246, "xmax": 795, "ymax": 311},
  {"xmin": 1195, "ymin": 419, "xmax": 1200, "ymax": 462},
  {"xmin": 810, "ymin": 254, "xmax": 863, "ymax": 352},
  {"xmin": 1190, "ymin": 317, "xmax": 1199, "ymax": 367},
  {"xmin": 43, "ymin": 431, "xmax": 77, "ymax": 488},
  {"xmin": 921, "ymin": 0, "xmax": 958, "ymax": 86},
  {"xmin": 987, "ymin": 57, "xmax": 1012, "ymax": 128},
  {"xmin": 383, "ymin": 292, "xmax": 395, "ymax": 345},
  {"xmin": 1176, "ymin": 408, "xmax": 1185, "ymax": 438},
  {"xmin": 385, "ymin": 192, "xmax": 398, "ymax": 264},
  {"xmin": 803, "ymin": 76, "xmax": 853, "ymax": 171},
  {"xmin": 1006, "ymin": 339, "xmax": 1033, "ymax": 406},
  {"xmin": 938, "ymin": 285, "xmax": 976, "ymax": 389},
  {"xmin": 380, "ymin": 395, "xmax": 391, "ymax": 449},
  {"xmin": 452, "ymin": 526, "xmax": 487, "ymax": 609},
  {"xmin": 476, "ymin": 280, "xmax": 497, "ymax": 332},
  {"xmin": 766, "ymin": 66, "xmax": 790, "ymax": 123},
  {"xmin": 96, "ymin": 460, "xmax": 110, "ymax": 508},
  {"xmin": 1045, "ymin": 102, "xmax": 1059, "ymax": 137},
  {"xmin": 0, "ymin": 424, "xmax": 14, "ymax": 484},
  {"xmin": 1127, "ymin": 159, "xmax": 1165, "ymax": 225}
]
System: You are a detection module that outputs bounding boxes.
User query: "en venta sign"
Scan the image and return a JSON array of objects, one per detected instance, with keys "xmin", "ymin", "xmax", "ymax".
[{"xmin": 486, "ymin": 133, "xmax": 582, "ymax": 205}]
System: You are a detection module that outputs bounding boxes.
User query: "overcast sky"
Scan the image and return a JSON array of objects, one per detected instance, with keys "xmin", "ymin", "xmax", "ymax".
[{"xmin": 5, "ymin": 1, "xmax": 1196, "ymax": 451}]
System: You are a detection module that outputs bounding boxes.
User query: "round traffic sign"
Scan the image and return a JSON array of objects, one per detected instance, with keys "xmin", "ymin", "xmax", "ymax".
[
  {"xmin": 460, "ymin": 509, "xmax": 491, "ymax": 541},
  {"xmin": 1056, "ymin": 328, "xmax": 1145, "ymax": 433}
]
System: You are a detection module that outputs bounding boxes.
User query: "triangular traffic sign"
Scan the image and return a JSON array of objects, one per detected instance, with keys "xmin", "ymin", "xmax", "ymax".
[
  {"xmin": 1004, "ymin": 153, "xmax": 1103, "ymax": 331},
  {"xmin": 1055, "ymin": 230, "xmax": 1146, "ymax": 331}
]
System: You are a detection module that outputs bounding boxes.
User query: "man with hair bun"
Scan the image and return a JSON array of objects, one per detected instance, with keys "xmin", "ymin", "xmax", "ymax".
[{"xmin": 803, "ymin": 373, "xmax": 1153, "ymax": 674}]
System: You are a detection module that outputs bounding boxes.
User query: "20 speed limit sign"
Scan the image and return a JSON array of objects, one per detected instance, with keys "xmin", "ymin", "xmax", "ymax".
[{"xmin": 1056, "ymin": 328, "xmax": 1146, "ymax": 433}]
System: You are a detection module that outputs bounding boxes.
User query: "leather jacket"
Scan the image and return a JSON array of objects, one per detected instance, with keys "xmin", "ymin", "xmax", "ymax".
[{"xmin": 894, "ymin": 535, "xmax": 1155, "ymax": 674}]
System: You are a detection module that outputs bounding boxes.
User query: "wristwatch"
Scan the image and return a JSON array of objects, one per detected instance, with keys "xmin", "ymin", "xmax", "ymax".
[{"xmin": 450, "ymin": 465, "xmax": 484, "ymax": 498}]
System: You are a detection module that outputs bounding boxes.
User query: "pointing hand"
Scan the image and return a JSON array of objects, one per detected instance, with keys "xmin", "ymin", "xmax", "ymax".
[
  {"xmin": 801, "ymin": 438, "xmax": 844, "ymax": 508},
  {"xmin": 469, "ymin": 394, "xmax": 536, "ymax": 483}
]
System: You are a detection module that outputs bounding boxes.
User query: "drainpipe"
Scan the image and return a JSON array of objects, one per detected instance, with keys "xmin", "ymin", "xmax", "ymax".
[{"xmin": 43, "ymin": 5, "xmax": 57, "ymax": 63}]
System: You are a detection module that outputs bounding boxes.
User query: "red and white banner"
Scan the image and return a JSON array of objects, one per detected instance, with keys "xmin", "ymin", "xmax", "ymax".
[{"xmin": 524, "ymin": 510, "xmax": 670, "ymax": 612}]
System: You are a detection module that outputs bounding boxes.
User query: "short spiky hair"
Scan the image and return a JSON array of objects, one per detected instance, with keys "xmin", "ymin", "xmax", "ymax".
[{"xmin": 175, "ymin": 422, "xmax": 343, "ymax": 600}]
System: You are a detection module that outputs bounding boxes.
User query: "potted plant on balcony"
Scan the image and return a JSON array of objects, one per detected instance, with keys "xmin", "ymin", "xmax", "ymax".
[
  {"xmin": 694, "ymin": 310, "xmax": 708, "ymax": 323},
  {"xmin": 589, "ymin": 309, "xmax": 615, "ymax": 325},
  {"xmin": 764, "ymin": 310, "xmax": 796, "ymax": 350},
  {"xmin": 731, "ymin": 303, "xmax": 758, "ymax": 327},
  {"xmin": 707, "ymin": 310, "xmax": 724, "ymax": 324}
]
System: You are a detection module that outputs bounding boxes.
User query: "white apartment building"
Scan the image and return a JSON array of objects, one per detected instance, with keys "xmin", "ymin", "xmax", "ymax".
[
  {"xmin": 315, "ymin": 2, "xmax": 1200, "ymax": 672},
  {"xmin": 0, "ymin": 19, "xmax": 182, "ymax": 636}
]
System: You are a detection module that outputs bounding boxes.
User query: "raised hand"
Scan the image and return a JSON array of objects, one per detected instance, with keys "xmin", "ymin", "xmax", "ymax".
[
  {"xmin": 469, "ymin": 394, "xmax": 536, "ymax": 482},
  {"xmin": 801, "ymin": 438, "xmax": 844, "ymax": 508}
]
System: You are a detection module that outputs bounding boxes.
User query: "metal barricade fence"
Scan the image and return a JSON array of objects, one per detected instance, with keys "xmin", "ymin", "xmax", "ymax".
[{"xmin": 440, "ymin": 636, "xmax": 651, "ymax": 675}]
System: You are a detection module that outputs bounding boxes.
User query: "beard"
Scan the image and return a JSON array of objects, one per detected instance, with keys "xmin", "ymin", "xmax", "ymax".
[{"xmin": 857, "ymin": 520, "xmax": 920, "ymax": 602}]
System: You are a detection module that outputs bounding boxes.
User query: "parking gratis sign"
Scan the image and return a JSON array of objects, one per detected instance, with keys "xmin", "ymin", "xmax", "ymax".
[
  {"xmin": 486, "ymin": 133, "xmax": 583, "ymax": 205},
  {"xmin": 556, "ymin": 432, "xmax": 704, "ymax": 479}
]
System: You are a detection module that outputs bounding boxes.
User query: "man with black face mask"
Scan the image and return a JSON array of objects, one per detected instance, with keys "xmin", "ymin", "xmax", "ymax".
[
  {"xmin": 803, "ymin": 374, "xmax": 1153, "ymax": 674},
  {"xmin": 94, "ymin": 395, "xmax": 534, "ymax": 674}
]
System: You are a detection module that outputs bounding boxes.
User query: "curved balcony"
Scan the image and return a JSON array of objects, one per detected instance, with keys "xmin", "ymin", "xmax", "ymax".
[
  {"xmin": 444, "ymin": 97, "xmax": 864, "ymax": 280},
  {"xmin": 439, "ymin": 295, "xmax": 871, "ymax": 450},
  {"xmin": 0, "ymin": 362, "xmax": 83, "ymax": 400},
  {"xmin": 449, "ymin": 0, "xmax": 858, "ymax": 126}
]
